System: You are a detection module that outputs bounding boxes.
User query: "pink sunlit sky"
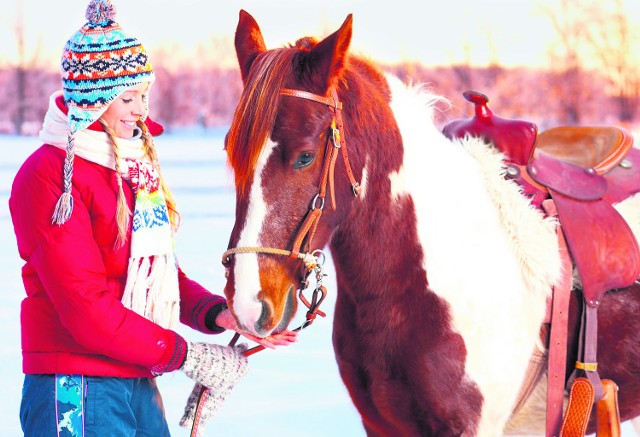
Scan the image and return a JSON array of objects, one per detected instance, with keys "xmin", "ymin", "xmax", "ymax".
[{"xmin": 2, "ymin": 0, "xmax": 640, "ymax": 69}]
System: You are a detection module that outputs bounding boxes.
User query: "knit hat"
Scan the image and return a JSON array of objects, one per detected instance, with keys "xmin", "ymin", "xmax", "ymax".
[{"xmin": 53, "ymin": 0, "xmax": 155, "ymax": 224}]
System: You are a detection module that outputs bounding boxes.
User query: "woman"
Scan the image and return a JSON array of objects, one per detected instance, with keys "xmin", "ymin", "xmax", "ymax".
[{"xmin": 9, "ymin": 1, "xmax": 296, "ymax": 435}]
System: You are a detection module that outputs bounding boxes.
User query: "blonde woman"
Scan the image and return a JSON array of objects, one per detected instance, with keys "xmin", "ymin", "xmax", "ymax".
[{"xmin": 10, "ymin": 1, "xmax": 296, "ymax": 435}]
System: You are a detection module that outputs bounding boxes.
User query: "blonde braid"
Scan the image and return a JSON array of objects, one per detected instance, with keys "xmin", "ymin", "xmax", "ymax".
[
  {"xmin": 139, "ymin": 121, "xmax": 180, "ymax": 231},
  {"xmin": 99, "ymin": 120, "xmax": 132, "ymax": 249}
]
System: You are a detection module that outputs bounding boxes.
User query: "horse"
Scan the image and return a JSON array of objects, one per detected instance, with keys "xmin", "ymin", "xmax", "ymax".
[{"xmin": 220, "ymin": 9, "xmax": 640, "ymax": 436}]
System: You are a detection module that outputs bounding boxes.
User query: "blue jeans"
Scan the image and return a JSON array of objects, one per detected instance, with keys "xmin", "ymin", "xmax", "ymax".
[{"xmin": 20, "ymin": 374, "xmax": 171, "ymax": 437}]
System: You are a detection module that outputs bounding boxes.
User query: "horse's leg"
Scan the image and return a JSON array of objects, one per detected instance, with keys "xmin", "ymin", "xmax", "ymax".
[
  {"xmin": 332, "ymin": 290, "xmax": 398, "ymax": 436},
  {"xmin": 335, "ymin": 340, "xmax": 436, "ymax": 436},
  {"xmin": 333, "ymin": 282, "xmax": 483, "ymax": 436},
  {"xmin": 335, "ymin": 361, "xmax": 399, "ymax": 437}
]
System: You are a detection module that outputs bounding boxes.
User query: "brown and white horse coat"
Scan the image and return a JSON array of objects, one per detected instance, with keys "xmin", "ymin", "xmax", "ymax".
[{"xmin": 223, "ymin": 10, "xmax": 640, "ymax": 436}]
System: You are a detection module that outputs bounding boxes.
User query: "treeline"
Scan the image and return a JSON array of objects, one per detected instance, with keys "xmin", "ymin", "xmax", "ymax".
[
  {"xmin": 4, "ymin": 0, "xmax": 638, "ymax": 135},
  {"xmin": 0, "ymin": 64, "xmax": 245, "ymax": 135},
  {"xmin": 0, "ymin": 61, "xmax": 633, "ymax": 136}
]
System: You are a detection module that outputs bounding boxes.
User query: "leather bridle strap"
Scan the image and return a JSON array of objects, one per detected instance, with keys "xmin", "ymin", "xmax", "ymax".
[
  {"xmin": 280, "ymin": 88, "xmax": 339, "ymax": 108},
  {"xmin": 329, "ymin": 89, "xmax": 361, "ymax": 197},
  {"xmin": 281, "ymin": 88, "xmax": 362, "ymax": 198},
  {"xmin": 287, "ymin": 126, "xmax": 335, "ymax": 259},
  {"xmin": 281, "ymin": 88, "xmax": 361, "ymax": 259}
]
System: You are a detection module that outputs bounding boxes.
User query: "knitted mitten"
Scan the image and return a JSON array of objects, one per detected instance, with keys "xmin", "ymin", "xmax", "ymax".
[
  {"xmin": 179, "ymin": 383, "xmax": 216, "ymax": 433},
  {"xmin": 179, "ymin": 342, "xmax": 248, "ymax": 432}
]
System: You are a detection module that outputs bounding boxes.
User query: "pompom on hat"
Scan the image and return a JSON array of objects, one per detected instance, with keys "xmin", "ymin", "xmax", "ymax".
[{"xmin": 53, "ymin": 0, "xmax": 155, "ymax": 224}]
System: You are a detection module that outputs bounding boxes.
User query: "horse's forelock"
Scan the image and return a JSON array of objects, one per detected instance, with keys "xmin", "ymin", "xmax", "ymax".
[
  {"xmin": 227, "ymin": 48, "xmax": 297, "ymax": 196},
  {"xmin": 291, "ymin": 37, "xmax": 318, "ymax": 51}
]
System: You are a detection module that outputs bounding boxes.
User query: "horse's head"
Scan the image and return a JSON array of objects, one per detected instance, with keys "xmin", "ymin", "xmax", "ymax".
[{"xmin": 223, "ymin": 10, "xmax": 363, "ymax": 337}]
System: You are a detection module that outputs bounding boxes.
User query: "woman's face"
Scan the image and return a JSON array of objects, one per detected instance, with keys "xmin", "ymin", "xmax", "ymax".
[{"xmin": 101, "ymin": 82, "xmax": 150, "ymax": 138}]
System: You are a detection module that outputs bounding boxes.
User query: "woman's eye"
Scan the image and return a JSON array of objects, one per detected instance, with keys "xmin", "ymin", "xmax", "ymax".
[
  {"xmin": 122, "ymin": 98, "xmax": 133, "ymax": 103},
  {"xmin": 293, "ymin": 152, "xmax": 315, "ymax": 169}
]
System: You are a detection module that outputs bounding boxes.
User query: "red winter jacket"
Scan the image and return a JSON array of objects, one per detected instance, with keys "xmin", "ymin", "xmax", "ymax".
[{"xmin": 10, "ymin": 100, "xmax": 225, "ymax": 378}]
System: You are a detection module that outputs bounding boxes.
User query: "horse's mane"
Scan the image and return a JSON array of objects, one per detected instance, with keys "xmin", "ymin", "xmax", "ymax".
[{"xmin": 226, "ymin": 48, "xmax": 297, "ymax": 196}]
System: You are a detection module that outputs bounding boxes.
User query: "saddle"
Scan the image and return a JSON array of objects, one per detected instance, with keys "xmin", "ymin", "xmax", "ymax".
[{"xmin": 443, "ymin": 91, "xmax": 640, "ymax": 437}]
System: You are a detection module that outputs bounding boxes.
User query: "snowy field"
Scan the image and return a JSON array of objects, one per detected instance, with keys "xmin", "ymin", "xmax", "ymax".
[{"xmin": 0, "ymin": 131, "xmax": 636, "ymax": 436}]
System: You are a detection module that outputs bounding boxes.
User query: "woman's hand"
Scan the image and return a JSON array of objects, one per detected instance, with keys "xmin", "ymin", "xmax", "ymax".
[{"xmin": 215, "ymin": 308, "xmax": 298, "ymax": 349}]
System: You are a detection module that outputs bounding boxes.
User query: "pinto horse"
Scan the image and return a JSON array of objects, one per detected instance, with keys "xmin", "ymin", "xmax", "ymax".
[{"xmin": 221, "ymin": 10, "xmax": 640, "ymax": 436}]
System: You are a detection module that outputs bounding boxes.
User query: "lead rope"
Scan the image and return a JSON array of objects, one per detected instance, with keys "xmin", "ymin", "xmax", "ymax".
[{"xmin": 189, "ymin": 255, "xmax": 328, "ymax": 437}]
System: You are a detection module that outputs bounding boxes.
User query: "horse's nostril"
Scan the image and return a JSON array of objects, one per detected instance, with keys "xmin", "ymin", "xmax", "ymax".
[
  {"xmin": 273, "ymin": 286, "xmax": 295, "ymax": 333},
  {"xmin": 255, "ymin": 300, "xmax": 271, "ymax": 335}
]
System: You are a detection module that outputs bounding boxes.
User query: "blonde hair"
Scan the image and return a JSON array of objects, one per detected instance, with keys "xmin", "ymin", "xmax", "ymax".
[{"xmin": 100, "ymin": 120, "xmax": 180, "ymax": 249}]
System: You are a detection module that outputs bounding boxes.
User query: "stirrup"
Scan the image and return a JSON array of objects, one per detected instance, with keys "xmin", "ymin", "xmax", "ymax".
[
  {"xmin": 596, "ymin": 379, "xmax": 621, "ymax": 437},
  {"xmin": 560, "ymin": 377, "xmax": 594, "ymax": 437}
]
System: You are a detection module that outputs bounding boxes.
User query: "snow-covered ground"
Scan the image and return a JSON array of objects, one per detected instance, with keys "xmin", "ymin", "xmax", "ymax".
[{"xmin": 1, "ymin": 131, "xmax": 637, "ymax": 436}]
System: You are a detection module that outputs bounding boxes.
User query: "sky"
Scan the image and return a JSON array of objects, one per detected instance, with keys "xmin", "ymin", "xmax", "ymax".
[{"xmin": 2, "ymin": 0, "xmax": 639, "ymax": 70}]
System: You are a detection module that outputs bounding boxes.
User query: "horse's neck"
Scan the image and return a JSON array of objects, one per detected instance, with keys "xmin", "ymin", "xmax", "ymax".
[
  {"xmin": 329, "ymin": 192, "xmax": 423, "ymax": 302},
  {"xmin": 327, "ymin": 76, "xmax": 451, "ymax": 301},
  {"xmin": 329, "ymin": 73, "xmax": 559, "ymax": 308}
]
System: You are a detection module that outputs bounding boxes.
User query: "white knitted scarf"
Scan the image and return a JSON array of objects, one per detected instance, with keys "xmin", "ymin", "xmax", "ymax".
[{"xmin": 40, "ymin": 91, "xmax": 179, "ymax": 329}]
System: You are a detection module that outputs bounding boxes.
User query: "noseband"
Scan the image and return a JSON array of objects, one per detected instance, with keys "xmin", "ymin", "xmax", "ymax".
[{"xmin": 222, "ymin": 88, "xmax": 361, "ymax": 279}]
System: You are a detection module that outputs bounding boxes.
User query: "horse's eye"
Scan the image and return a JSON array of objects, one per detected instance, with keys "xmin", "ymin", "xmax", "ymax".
[{"xmin": 293, "ymin": 152, "xmax": 315, "ymax": 169}]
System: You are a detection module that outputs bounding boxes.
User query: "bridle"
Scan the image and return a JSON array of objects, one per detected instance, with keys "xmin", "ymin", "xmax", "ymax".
[
  {"xmin": 222, "ymin": 88, "xmax": 361, "ymax": 264},
  {"xmin": 221, "ymin": 87, "xmax": 361, "ymax": 327},
  {"xmin": 189, "ymin": 88, "xmax": 362, "ymax": 437}
]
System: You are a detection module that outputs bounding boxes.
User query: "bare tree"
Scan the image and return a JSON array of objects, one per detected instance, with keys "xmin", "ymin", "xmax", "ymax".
[
  {"xmin": 540, "ymin": 0, "xmax": 590, "ymax": 124},
  {"xmin": 11, "ymin": 2, "xmax": 27, "ymax": 135},
  {"xmin": 451, "ymin": 42, "xmax": 474, "ymax": 92},
  {"xmin": 581, "ymin": 0, "xmax": 640, "ymax": 122},
  {"xmin": 5, "ymin": 0, "xmax": 51, "ymax": 135}
]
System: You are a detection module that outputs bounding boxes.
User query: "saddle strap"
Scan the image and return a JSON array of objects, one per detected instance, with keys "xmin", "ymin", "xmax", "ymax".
[
  {"xmin": 543, "ymin": 199, "xmax": 573, "ymax": 437},
  {"xmin": 596, "ymin": 379, "xmax": 621, "ymax": 437},
  {"xmin": 567, "ymin": 304, "xmax": 604, "ymax": 401},
  {"xmin": 560, "ymin": 377, "xmax": 595, "ymax": 437}
]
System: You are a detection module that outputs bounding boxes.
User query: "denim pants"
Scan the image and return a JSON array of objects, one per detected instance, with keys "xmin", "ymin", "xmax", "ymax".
[{"xmin": 20, "ymin": 374, "xmax": 171, "ymax": 437}]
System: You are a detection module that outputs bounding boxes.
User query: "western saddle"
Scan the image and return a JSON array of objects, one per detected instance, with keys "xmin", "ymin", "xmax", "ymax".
[{"xmin": 443, "ymin": 91, "xmax": 640, "ymax": 437}]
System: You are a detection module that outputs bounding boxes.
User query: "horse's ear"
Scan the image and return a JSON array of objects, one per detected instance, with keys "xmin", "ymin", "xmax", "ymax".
[
  {"xmin": 235, "ymin": 10, "xmax": 267, "ymax": 84},
  {"xmin": 307, "ymin": 14, "xmax": 353, "ymax": 90}
]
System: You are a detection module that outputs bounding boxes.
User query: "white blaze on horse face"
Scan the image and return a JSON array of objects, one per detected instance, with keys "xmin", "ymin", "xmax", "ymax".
[{"xmin": 232, "ymin": 139, "xmax": 277, "ymax": 334}]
